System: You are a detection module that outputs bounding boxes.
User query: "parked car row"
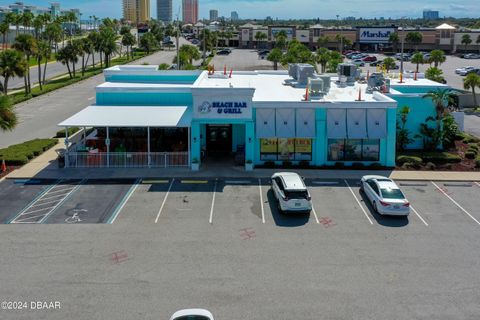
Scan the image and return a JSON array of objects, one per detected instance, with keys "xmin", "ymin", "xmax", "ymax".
[
  {"xmin": 462, "ymin": 53, "xmax": 480, "ymax": 59},
  {"xmin": 271, "ymin": 172, "xmax": 410, "ymax": 216},
  {"xmin": 455, "ymin": 66, "xmax": 480, "ymax": 76}
]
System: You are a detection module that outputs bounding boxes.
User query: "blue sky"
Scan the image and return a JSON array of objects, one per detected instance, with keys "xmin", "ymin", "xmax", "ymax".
[{"xmin": 6, "ymin": 0, "xmax": 480, "ymax": 20}]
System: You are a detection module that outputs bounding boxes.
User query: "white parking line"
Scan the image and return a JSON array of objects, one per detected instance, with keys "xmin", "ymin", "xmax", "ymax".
[
  {"xmin": 108, "ymin": 178, "xmax": 141, "ymax": 224},
  {"xmin": 431, "ymin": 181, "xmax": 480, "ymax": 226},
  {"xmin": 43, "ymin": 186, "xmax": 76, "ymax": 195},
  {"xmin": 344, "ymin": 179, "xmax": 373, "ymax": 225},
  {"xmin": 311, "ymin": 204, "xmax": 320, "ymax": 224},
  {"xmin": 209, "ymin": 179, "xmax": 218, "ymax": 224},
  {"xmin": 155, "ymin": 178, "xmax": 174, "ymax": 224},
  {"xmin": 258, "ymin": 179, "xmax": 265, "ymax": 224},
  {"xmin": 410, "ymin": 205, "xmax": 429, "ymax": 226}
]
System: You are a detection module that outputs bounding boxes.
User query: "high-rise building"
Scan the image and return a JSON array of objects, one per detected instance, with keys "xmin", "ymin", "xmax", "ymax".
[
  {"xmin": 230, "ymin": 11, "xmax": 239, "ymax": 21},
  {"xmin": 182, "ymin": 0, "xmax": 198, "ymax": 24},
  {"xmin": 157, "ymin": 0, "xmax": 172, "ymax": 23},
  {"xmin": 209, "ymin": 9, "xmax": 218, "ymax": 21},
  {"xmin": 123, "ymin": 0, "xmax": 150, "ymax": 24},
  {"xmin": 423, "ymin": 10, "xmax": 439, "ymax": 20}
]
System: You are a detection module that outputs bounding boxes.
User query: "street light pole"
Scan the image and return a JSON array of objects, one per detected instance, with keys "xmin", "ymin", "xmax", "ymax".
[{"xmin": 176, "ymin": 20, "xmax": 180, "ymax": 69}]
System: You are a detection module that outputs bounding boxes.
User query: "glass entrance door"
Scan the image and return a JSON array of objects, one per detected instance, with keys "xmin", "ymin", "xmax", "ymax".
[{"xmin": 206, "ymin": 125, "xmax": 232, "ymax": 156}]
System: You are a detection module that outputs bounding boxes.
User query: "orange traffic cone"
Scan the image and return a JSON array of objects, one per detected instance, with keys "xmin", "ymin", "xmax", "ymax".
[
  {"xmin": 414, "ymin": 72, "xmax": 418, "ymax": 81},
  {"xmin": 1, "ymin": 159, "xmax": 6, "ymax": 173},
  {"xmin": 224, "ymin": 65, "xmax": 227, "ymax": 75},
  {"xmin": 304, "ymin": 87, "xmax": 309, "ymax": 101},
  {"xmin": 229, "ymin": 69, "xmax": 233, "ymax": 78},
  {"xmin": 399, "ymin": 72, "xmax": 403, "ymax": 83},
  {"xmin": 357, "ymin": 87, "xmax": 362, "ymax": 101},
  {"xmin": 366, "ymin": 70, "xmax": 370, "ymax": 79}
]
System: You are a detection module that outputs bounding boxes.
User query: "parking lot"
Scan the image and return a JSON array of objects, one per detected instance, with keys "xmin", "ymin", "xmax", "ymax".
[
  {"xmin": 2, "ymin": 177, "xmax": 479, "ymax": 231},
  {"xmin": 1, "ymin": 176, "xmax": 480, "ymax": 319}
]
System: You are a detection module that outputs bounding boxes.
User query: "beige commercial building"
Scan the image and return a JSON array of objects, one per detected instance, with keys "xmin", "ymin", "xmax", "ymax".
[{"xmin": 123, "ymin": 0, "xmax": 150, "ymax": 24}]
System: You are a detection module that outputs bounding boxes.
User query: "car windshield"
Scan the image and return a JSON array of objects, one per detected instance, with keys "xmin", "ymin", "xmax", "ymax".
[{"xmin": 380, "ymin": 188, "xmax": 405, "ymax": 199}]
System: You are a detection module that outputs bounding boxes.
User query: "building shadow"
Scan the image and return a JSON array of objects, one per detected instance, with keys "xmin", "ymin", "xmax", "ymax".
[
  {"xmin": 359, "ymin": 190, "xmax": 409, "ymax": 228},
  {"xmin": 266, "ymin": 189, "xmax": 310, "ymax": 227}
]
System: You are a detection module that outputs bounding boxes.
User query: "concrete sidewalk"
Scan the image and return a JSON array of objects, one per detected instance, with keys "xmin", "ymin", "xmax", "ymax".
[{"xmin": 5, "ymin": 146, "xmax": 480, "ymax": 181}]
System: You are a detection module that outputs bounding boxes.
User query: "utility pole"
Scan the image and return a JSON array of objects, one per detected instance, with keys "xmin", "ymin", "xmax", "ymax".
[
  {"xmin": 175, "ymin": 6, "xmax": 180, "ymax": 70},
  {"xmin": 203, "ymin": 27, "xmax": 206, "ymax": 65},
  {"xmin": 399, "ymin": 17, "xmax": 406, "ymax": 77}
]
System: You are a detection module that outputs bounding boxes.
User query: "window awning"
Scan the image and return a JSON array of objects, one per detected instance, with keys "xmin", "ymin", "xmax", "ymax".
[{"xmin": 58, "ymin": 106, "xmax": 192, "ymax": 128}]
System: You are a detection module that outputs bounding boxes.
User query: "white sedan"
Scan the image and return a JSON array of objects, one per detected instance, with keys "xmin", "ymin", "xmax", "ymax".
[
  {"xmin": 170, "ymin": 309, "xmax": 214, "ymax": 320},
  {"xmin": 455, "ymin": 66, "xmax": 475, "ymax": 75},
  {"xmin": 360, "ymin": 175, "xmax": 410, "ymax": 216}
]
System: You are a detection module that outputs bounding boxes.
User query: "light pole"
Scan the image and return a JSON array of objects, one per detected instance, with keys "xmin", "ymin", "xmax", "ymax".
[{"xmin": 176, "ymin": 20, "xmax": 180, "ymax": 69}]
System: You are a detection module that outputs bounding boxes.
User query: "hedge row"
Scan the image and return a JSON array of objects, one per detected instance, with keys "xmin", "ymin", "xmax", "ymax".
[
  {"xmin": 0, "ymin": 139, "xmax": 58, "ymax": 166},
  {"xmin": 396, "ymin": 152, "xmax": 462, "ymax": 166},
  {"xmin": 55, "ymin": 127, "xmax": 79, "ymax": 138}
]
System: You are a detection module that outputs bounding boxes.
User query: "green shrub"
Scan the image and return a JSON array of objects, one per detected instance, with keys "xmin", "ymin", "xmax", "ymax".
[
  {"xmin": 467, "ymin": 147, "xmax": 478, "ymax": 157},
  {"xmin": 419, "ymin": 152, "xmax": 462, "ymax": 164},
  {"xmin": 351, "ymin": 162, "xmax": 365, "ymax": 168},
  {"xmin": 476, "ymin": 158, "xmax": 480, "ymax": 168},
  {"xmin": 0, "ymin": 138, "xmax": 58, "ymax": 166},
  {"xmin": 468, "ymin": 144, "xmax": 479, "ymax": 151},
  {"xmin": 425, "ymin": 162, "xmax": 436, "ymax": 170},
  {"xmin": 396, "ymin": 155, "xmax": 423, "ymax": 166},
  {"xmin": 55, "ymin": 127, "xmax": 79, "ymax": 138},
  {"xmin": 465, "ymin": 151, "xmax": 476, "ymax": 159},
  {"xmin": 463, "ymin": 135, "xmax": 480, "ymax": 144}
]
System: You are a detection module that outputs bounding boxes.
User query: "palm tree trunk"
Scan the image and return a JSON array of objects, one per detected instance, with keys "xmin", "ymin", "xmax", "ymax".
[
  {"xmin": 81, "ymin": 55, "xmax": 85, "ymax": 76},
  {"xmin": 274, "ymin": 61, "xmax": 278, "ymax": 70},
  {"xmin": 43, "ymin": 58, "xmax": 48, "ymax": 85},
  {"xmin": 3, "ymin": 77, "xmax": 9, "ymax": 95},
  {"xmin": 37, "ymin": 58, "xmax": 43, "ymax": 91},
  {"xmin": 23, "ymin": 75, "xmax": 28, "ymax": 95},
  {"xmin": 473, "ymin": 87, "xmax": 478, "ymax": 107},
  {"xmin": 72, "ymin": 60, "xmax": 76, "ymax": 78},
  {"xmin": 66, "ymin": 62, "xmax": 72, "ymax": 79}
]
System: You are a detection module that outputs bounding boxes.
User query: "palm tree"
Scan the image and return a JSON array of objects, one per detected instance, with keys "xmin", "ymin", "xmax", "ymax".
[
  {"xmin": 100, "ymin": 27, "xmax": 119, "ymax": 68},
  {"xmin": 0, "ymin": 22, "xmax": 8, "ymax": 50},
  {"xmin": 317, "ymin": 36, "xmax": 329, "ymax": 49},
  {"xmin": 335, "ymin": 34, "xmax": 347, "ymax": 52},
  {"xmin": 13, "ymin": 34, "xmax": 38, "ymax": 95},
  {"xmin": 389, "ymin": 32, "xmax": 400, "ymax": 53},
  {"xmin": 425, "ymin": 67, "xmax": 444, "ymax": 83},
  {"xmin": 32, "ymin": 15, "xmax": 45, "ymax": 39},
  {"xmin": 254, "ymin": 31, "xmax": 267, "ymax": 49},
  {"xmin": 405, "ymin": 31, "xmax": 422, "ymax": 51},
  {"xmin": 0, "ymin": 49, "xmax": 27, "ymax": 95},
  {"xmin": 5, "ymin": 12, "xmax": 21, "ymax": 36},
  {"xmin": 274, "ymin": 30, "xmax": 288, "ymax": 50},
  {"xmin": 463, "ymin": 73, "xmax": 480, "ymax": 109},
  {"xmin": 224, "ymin": 30, "xmax": 233, "ymax": 47},
  {"xmin": 35, "ymin": 40, "xmax": 50, "ymax": 90},
  {"xmin": 122, "ymin": 32, "xmax": 136, "ymax": 60},
  {"xmin": 461, "ymin": 34, "xmax": 472, "ymax": 52},
  {"xmin": 21, "ymin": 12, "xmax": 34, "ymax": 34},
  {"xmin": 87, "ymin": 31, "xmax": 99, "ymax": 67},
  {"xmin": 382, "ymin": 57, "xmax": 396, "ymax": 72},
  {"xmin": 411, "ymin": 52, "xmax": 424, "ymax": 73},
  {"xmin": 423, "ymin": 89, "xmax": 455, "ymax": 142},
  {"xmin": 267, "ymin": 48, "xmax": 283, "ymax": 70},
  {"xmin": 316, "ymin": 48, "xmax": 331, "ymax": 73},
  {"xmin": 0, "ymin": 95, "xmax": 17, "ymax": 132},
  {"xmin": 428, "ymin": 49, "xmax": 446, "ymax": 68},
  {"xmin": 56, "ymin": 44, "xmax": 76, "ymax": 78}
]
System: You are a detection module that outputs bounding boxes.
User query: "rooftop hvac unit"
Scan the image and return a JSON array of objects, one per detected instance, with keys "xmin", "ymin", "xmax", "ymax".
[
  {"xmin": 317, "ymin": 75, "xmax": 331, "ymax": 93},
  {"xmin": 337, "ymin": 63, "xmax": 359, "ymax": 83},
  {"xmin": 308, "ymin": 78, "xmax": 324, "ymax": 96},
  {"xmin": 288, "ymin": 64, "xmax": 299, "ymax": 80},
  {"xmin": 296, "ymin": 64, "xmax": 315, "ymax": 86}
]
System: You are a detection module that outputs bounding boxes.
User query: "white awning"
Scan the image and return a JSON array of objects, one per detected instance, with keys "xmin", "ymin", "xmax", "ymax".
[
  {"xmin": 58, "ymin": 106, "xmax": 191, "ymax": 128},
  {"xmin": 347, "ymin": 109, "xmax": 367, "ymax": 139},
  {"xmin": 367, "ymin": 109, "xmax": 387, "ymax": 139},
  {"xmin": 327, "ymin": 109, "xmax": 347, "ymax": 139}
]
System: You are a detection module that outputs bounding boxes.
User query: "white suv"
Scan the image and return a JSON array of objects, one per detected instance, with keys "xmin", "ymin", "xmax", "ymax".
[{"xmin": 271, "ymin": 172, "xmax": 312, "ymax": 213}]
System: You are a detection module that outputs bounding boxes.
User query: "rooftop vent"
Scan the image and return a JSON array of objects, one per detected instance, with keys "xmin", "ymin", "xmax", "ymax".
[
  {"xmin": 337, "ymin": 63, "xmax": 360, "ymax": 84},
  {"xmin": 366, "ymin": 72, "xmax": 390, "ymax": 93},
  {"xmin": 296, "ymin": 64, "xmax": 315, "ymax": 86}
]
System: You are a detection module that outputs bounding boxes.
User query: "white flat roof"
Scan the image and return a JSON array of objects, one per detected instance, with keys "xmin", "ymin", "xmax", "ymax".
[
  {"xmin": 195, "ymin": 71, "xmax": 389, "ymax": 103},
  {"xmin": 58, "ymin": 106, "xmax": 191, "ymax": 127}
]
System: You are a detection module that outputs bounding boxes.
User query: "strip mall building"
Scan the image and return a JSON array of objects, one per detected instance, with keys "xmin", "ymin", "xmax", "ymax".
[{"xmin": 59, "ymin": 64, "xmax": 453, "ymax": 171}]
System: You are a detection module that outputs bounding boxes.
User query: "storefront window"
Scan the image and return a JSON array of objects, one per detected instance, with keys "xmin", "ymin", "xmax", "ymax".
[
  {"xmin": 260, "ymin": 139, "xmax": 278, "ymax": 161},
  {"xmin": 327, "ymin": 139, "xmax": 345, "ymax": 161},
  {"xmin": 345, "ymin": 139, "xmax": 362, "ymax": 161},
  {"xmin": 362, "ymin": 139, "xmax": 380, "ymax": 161},
  {"xmin": 328, "ymin": 139, "xmax": 380, "ymax": 162},
  {"xmin": 260, "ymin": 138, "xmax": 313, "ymax": 161},
  {"xmin": 295, "ymin": 139, "xmax": 312, "ymax": 161},
  {"xmin": 278, "ymin": 138, "xmax": 295, "ymax": 161}
]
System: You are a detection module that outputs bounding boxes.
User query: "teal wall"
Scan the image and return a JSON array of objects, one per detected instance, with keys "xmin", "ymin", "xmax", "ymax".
[
  {"xmin": 390, "ymin": 94, "xmax": 437, "ymax": 150},
  {"xmin": 96, "ymin": 92, "xmax": 193, "ymax": 106},
  {"xmin": 105, "ymin": 74, "xmax": 199, "ymax": 84},
  {"xmin": 232, "ymin": 124, "xmax": 246, "ymax": 152},
  {"xmin": 392, "ymin": 86, "xmax": 443, "ymax": 94}
]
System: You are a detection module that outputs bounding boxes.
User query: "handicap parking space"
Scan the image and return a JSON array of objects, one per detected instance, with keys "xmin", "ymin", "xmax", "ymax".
[
  {"xmin": 42, "ymin": 179, "xmax": 136, "ymax": 224},
  {"xmin": 0, "ymin": 179, "xmax": 56, "ymax": 223}
]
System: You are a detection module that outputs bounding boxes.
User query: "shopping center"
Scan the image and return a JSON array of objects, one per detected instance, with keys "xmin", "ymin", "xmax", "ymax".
[{"xmin": 58, "ymin": 63, "xmax": 450, "ymax": 171}]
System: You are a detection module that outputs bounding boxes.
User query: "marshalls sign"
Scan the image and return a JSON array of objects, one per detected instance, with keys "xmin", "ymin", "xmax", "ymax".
[{"xmin": 359, "ymin": 28, "xmax": 396, "ymax": 43}]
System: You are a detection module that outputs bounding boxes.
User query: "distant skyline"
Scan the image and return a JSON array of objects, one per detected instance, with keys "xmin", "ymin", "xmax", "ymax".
[{"xmin": 3, "ymin": 0, "xmax": 479, "ymax": 20}]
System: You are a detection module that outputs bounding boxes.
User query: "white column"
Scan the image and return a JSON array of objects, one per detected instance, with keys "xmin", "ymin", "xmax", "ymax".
[
  {"xmin": 147, "ymin": 127, "xmax": 151, "ymax": 168},
  {"xmin": 106, "ymin": 127, "xmax": 110, "ymax": 168},
  {"xmin": 64, "ymin": 127, "xmax": 69, "ymax": 168}
]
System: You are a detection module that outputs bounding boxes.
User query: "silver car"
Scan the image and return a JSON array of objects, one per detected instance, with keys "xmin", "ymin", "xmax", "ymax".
[
  {"xmin": 360, "ymin": 175, "xmax": 410, "ymax": 216},
  {"xmin": 271, "ymin": 172, "xmax": 312, "ymax": 213}
]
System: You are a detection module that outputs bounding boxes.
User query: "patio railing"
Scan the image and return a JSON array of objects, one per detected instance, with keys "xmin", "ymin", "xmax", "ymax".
[{"xmin": 66, "ymin": 152, "xmax": 189, "ymax": 168}]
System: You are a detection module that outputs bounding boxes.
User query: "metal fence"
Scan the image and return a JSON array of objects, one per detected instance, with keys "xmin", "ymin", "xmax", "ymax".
[{"xmin": 67, "ymin": 152, "xmax": 189, "ymax": 168}]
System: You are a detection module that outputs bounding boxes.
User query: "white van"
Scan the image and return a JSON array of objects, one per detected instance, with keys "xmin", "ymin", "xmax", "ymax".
[{"xmin": 271, "ymin": 172, "xmax": 312, "ymax": 213}]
